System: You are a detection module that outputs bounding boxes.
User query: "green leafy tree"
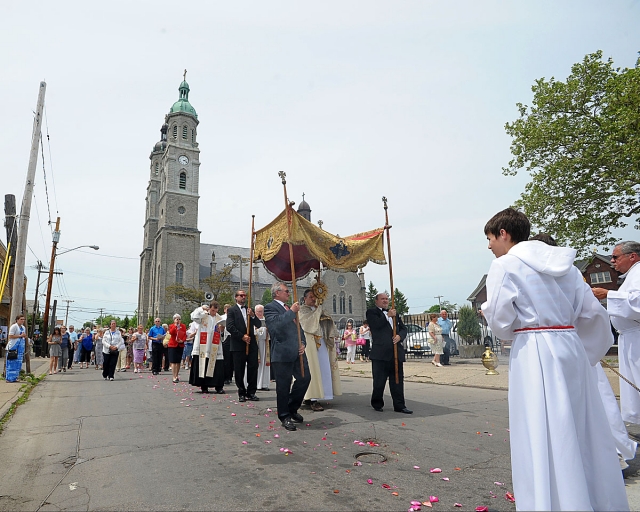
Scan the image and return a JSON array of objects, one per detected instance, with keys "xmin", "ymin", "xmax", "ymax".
[
  {"xmin": 122, "ymin": 315, "xmax": 130, "ymax": 330},
  {"xmin": 366, "ymin": 281, "xmax": 379, "ymax": 309},
  {"xmin": 457, "ymin": 305, "xmax": 482, "ymax": 345},
  {"xmin": 202, "ymin": 266, "xmax": 234, "ymax": 301},
  {"xmin": 260, "ymin": 288, "xmax": 272, "ymax": 305},
  {"xmin": 164, "ymin": 283, "xmax": 205, "ymax": 310},
  {"xmin": 504, "ymin": 51, "xmax": 640, "ymax": 255},
  {"xmin": 393, "ymin": 288, "xmax": 409, "ymax": 316},
  {"xmin": 98, "ymin": 314, "xmax": 121, "ymax": 327},
  {"xmin": 426, "ymin": 300, "xmax": 458, "ymax": 314}
]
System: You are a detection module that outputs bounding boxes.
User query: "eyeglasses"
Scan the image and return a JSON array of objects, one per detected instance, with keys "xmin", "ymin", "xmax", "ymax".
[
  {"xmin": 237, "ymin": 294, "xmax": 246, "ymax": 297},
  {"xmin": 612, "ymin": 252, "xmax": 634, "ymax": 261},
  {"xmin": 279, "ymin": 289, "xmax": 290, "ymax": 294}
]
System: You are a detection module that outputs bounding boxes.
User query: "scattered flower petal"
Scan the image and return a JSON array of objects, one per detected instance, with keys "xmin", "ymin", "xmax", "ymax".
[
  {"xmin": 231, "ymin": 413, "xmax": 236, "ymax": 416},
  {"xmin": 505, "ymin": 492, "xmax": 515, "ymax": 503},
  {"xmin": 333, "ymin": 490, "xmax": 339, "ymax": 494},
  {"xmin": 442, "ymin": 477, "xmax": 450, "ymax": 481},
  {"xmin": 429, "ymin": 496, "xmax": 439, "ymax": 503},
  {"xmin": 423, "ymin": 502, "xmax": 432, "ymax": 508},
  {"xmin": 454, "ymin": 467, "xmax": 461, "ymax": 470},
  {"xmin": 413, "ymin": 466, "xmax": 420, "ymax": 469},
  {"xmin": 454, "ymin": 503, "xmax": 462, "ymax": 507},
  {"xmin": 392, "ymin": 492, "xmax": 399, "ymax": 496},
  {"xmin": 411, "ymin": 500, "xmax": 422, "ymax": 506},
  {"xmin": 430, "ymin": 468, "xmax": 442, "ymax": 473},
  {"xmin": 242, "ymin": 441, "xmax": 247, "ymax": 444},
  {"xmin": 274, "ymin": 434, "xmax": 280, "ymax": 438},
  {"xmin": 382, "ymin": 484, "xmax": 391, "ymax": 489},
  {"xmin": 494, "ymin": 482, "xmax": 504, "ymax": 486},
  {"xmin": 475, "ymin": 507, "xmax": 488, "ymax": 512},
  {"xmin": 367, "ymin": 479, "xmax": 373, "ymax": 485},
  {"xmin": 401, "ymin": 422, "xmax": 406, "ymax": 426}
]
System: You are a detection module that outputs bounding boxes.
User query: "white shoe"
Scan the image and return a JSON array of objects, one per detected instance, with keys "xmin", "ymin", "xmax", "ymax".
[
  {"xmin": 109, "ymin": 377, "xmax": 114, "ymax": 381},
  {"xmin": 436, "ymin": 363, "xmax": 443, "ymax": 367}
]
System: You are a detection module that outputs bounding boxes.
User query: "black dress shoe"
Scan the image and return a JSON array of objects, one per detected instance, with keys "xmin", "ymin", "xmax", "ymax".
[
  {"xmin": 281, "ymin": 417, "xmax": 297, "ymax": 431},
  {"xmin": 247, "ymin": 395, "xmax": 260, "ymax": 401},
  {"xmin": 395, "ymin": 408, "xmax": 413, "ymax": 414},
  {"xmin": 215, "ymin": 389, "xmax": 225, "ymax": 394},
  {"xmin": 201, "ymin": 387, "xmax": 209, "ymax": 393},
  {"xmin": 290, "ymin": 412, "xmax": 304, "ymax": 423},
  {"xmin": 373, "ymin": 407, "xmax": 384, "ymax": 412},
  {"xmin": 238, "ymin": 396, "xmax": 247, "ymax": 402}
]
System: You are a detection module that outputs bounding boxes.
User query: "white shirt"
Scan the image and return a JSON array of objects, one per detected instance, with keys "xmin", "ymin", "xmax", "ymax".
[
  {"xmin": 102, "ymin": 329, "xmax": 125, "ymax": 354},
  {"xmin": 8, "ymin": 323, "xmax": 25, "ymax": 350},
  {"xmin": 380, "ymin": 307, "xmax": 393, "ymax": 328}
]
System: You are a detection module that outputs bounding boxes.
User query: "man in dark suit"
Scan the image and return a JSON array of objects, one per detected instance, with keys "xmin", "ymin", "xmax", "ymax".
[
  {"xmin": 264, "ymin": 281, "xmax": 311, "ymax": 431},
  {"xmin": 226, "ymin": 290, "xmax": 262, "ymax": 402},
  {"xmin": 367, "ymin": 292, "xmax": 412, "ymax": 414}
]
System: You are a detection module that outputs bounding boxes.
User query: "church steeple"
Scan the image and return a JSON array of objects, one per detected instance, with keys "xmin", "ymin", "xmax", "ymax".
[
  {"xmin": 169, "ymin": 70, "xmax": 197, "ymax": 118},
  {"xmin": 297, "ymin": 193, "xmax": 311, "ymax": 221}
]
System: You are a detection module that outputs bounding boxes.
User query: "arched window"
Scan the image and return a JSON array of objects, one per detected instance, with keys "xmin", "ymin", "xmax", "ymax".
[
  {"xmin": 176, "ymin": 263, "xmax": 184, "ymax": 284},
  {"xmin": 154, "ymin": 162, "xmax": 159, "ymax": 176},
  {"xmin": 172, "ymin": 125, "xmax": 178, "ymax": 139},
  {"xmin": 332, "ymin": 295, "xmax": 337, "ymax": 313},
  {"xmin": 339, "ymin": 291, "xmax": 346, "ymax": 314},
  {"xmin": 182, "ymin": 125, "xmax": 188, "ymax": 140},
  {"xmin": 349, "ymin": 296, "xmax": 353, "ymax": 314},
  {"xmin": 179, "ymin": 172, "xmax": 187, "ymax": 190}
]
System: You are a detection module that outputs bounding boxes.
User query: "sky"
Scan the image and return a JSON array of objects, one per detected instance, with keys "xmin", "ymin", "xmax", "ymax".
[{"xmin": 1, "ymin": 0, "xmax": 639, "ymax": 326}]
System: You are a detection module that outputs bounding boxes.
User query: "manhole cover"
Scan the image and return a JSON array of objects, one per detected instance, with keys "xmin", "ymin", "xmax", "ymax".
[{"xmin": 355, "ymin": 452, "xmax": 387, "ymax": 464}]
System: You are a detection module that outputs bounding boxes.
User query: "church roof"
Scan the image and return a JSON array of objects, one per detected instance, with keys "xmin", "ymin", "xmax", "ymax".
[{"xmin": 169, "ymin": 79, "xmax": 197, "ymax": 119}]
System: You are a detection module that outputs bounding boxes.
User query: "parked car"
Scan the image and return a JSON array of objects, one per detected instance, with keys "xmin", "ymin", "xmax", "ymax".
[{"xmin": 404, "ymin": 323, "xmax": 432, "ymax": 358}]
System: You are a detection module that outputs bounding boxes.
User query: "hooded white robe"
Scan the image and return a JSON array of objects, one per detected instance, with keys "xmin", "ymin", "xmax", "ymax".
[
  {"xmin": 190, "ymin": 308, "xmax": 224, "ymax": 379},
  {"xmin": 605, "ymin": 261, "xmax": 640, "ymax": 423},
  {"xmin": 482, "ymin": 240, "xmax": 628, "ymax": 512}
]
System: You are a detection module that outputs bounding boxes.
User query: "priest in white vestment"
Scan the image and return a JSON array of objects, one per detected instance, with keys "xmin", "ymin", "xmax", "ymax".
[
  {"xmin": 593, "ymin": 241, "xmax": 640, "ymax": 424},
  {"xmin": 188, "ymin": 303, "xmax": 226, "ymax": 394},
  {"xmin": 482, "ymin": 208, "xmax": 628, "ymax": 512},
  {"xmin": 298, "ymin": 289, "xmax": 342, "ymax": 411}
]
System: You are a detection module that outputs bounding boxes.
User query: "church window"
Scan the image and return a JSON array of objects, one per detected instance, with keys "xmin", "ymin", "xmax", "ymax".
[
  {"xmin": 191, "ymin": 129, "xmax": 195, "ymax": 143},
  {"xmin": 178, "ymin": 206, "xmax": 186, "ymax": 215},
  {"xmin": 154, "ymin": 163, "xmax": 159, "ymax": 176},
  {"xmin": 172, "ymin": 125, "xmax": 178, "ymax": 139},
  {"xmin": 176, "ymin": 263, "xmax": 184, "ymax": 284},
  {"xmin": 332, "ymin": 295, "xmax": 337, "ymax": 314},
  {"xmin": 179, "ymin": 172, "xmax": 187, "ymax": 190},
  {"xmin": 339, "ymin": 292, "xmax": 346, "ymax": 314},
  {"xmin": 182, "ymin": 125, "xmax": 188, "ymax": 140},
  {"xmin": 349, "ymin": 296, "xmax": 353, "ymax": 314},
  {"xmin": 337, "ymin": 275, "xmax": 346, "ymax": 286}
]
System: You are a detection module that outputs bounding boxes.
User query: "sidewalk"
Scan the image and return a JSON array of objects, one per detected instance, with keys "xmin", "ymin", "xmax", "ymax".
[
  {"xmin": 338, "ymin": 354, "xmax": 623, "ymax": 395},
  {"xmin": 0, "ymin": 356, "xmax": 50, "ymax": 421}
]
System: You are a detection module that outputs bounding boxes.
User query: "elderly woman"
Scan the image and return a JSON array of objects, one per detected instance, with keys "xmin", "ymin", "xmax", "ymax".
[
  {"xmin": 189, "ymin": 302, "xmax": 226, "ymax": 394},
  {"xmin": 102, "ymin": 320, "xmax": 125, "ymax": 381},
  {"xmin": 48, "ymin": 327, "xmax": 62, "ymax": 375},
  {"xmin": 94, "ymin": 328, "xmax": 104, "ymax": 370},
  {"xmin": 168, "ymin": 313, "xmax": 187, "ymax": 383},
  {"xmin": 58, "ymin": 326, "xmax": 70, "ymax": 373},
  {"xmin": 427, "ymin": 313, "xmax": 444, "ymax": 367},
  {"xmin": 130, "ymin": 325, "xmax": 147, "ymax": 373}
]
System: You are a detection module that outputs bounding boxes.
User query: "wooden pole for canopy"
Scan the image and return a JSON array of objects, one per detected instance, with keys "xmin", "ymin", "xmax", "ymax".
[
  {"xmin": 278, "ymin": 171, "xmax": 305, "ymax": 377},
  {"xmin": 246, "ymin": 215, "xmax": 255, "ymax": 355},
  {"xmin": 382, "ymin": 197, "xmax": 399, "ymax": 384}
]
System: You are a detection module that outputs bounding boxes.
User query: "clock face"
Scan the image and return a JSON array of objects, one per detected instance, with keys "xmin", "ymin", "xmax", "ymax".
[{"xmin": 178, "ymin": 155, "xmax": 189, "ymax": 165}]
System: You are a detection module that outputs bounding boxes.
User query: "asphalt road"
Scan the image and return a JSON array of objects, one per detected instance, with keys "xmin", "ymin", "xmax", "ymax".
[{"xmin": 0, "ymin": 367, "xmax": 515, "ymax": 511}]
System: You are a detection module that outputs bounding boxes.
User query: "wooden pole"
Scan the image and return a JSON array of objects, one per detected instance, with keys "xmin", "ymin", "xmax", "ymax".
[
  {"xmin": 246, "ymin": 215, "xmax": 255, "ymax": 355},
  {"xmin": 278, "ymin": 171, "xmax": 304, "ymax": 377},
  {"xmin": 42, "ymin": 217, "xmax": 60, "ymax": 348},
  {"xmin": 382, "ymin": 197, "xmax": 399, "ymax": 384},
  {"xmin": 10, "ymin": 82, "xmax": 46, "ymax": 324}
]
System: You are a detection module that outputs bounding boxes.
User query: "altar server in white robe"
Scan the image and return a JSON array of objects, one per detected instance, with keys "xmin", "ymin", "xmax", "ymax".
[
  {"xmin": 188, "ymin": 302, "xmax": 226, "ymax": 394},
  {"xmin": 593, "ymin": 240, "xmax": 640, "ymax": 424},
  {"xmin": 299, "ymin": 288, "xmax": 342, "ymax": 411},
  {"xmin": 482, "ymin": 208, "xmax": 628, "ymax": 512},
  {"xmin": 255, "ymin": 305, "xmax": 271, "ymax": 390}
]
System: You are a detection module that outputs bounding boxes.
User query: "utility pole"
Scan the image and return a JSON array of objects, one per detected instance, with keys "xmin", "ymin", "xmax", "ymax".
[
  {"xmin": 42, "ymin": 217, "xmax": 60, "ymax": 345},
  {"xmin": 31, "ymin": 261, "xmax": 43, "ymax": 346},
  {"xmin": 10, "ymin": 81, "xmax": 46, "ymax": 323},
  {"xmin": 63, "ymin": 299, "xmax": 74, "ymax": 325},
  {"xmin": 98, "ymin": 308, "xmax": 105, "ymax": 326},
  {"xmin": 434, "ymin": 295, "xmax": 443, "ymax": 311}
]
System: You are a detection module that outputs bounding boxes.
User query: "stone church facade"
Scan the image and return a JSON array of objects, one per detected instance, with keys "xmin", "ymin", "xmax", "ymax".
[{"xmin": 138, "ymin": 78, "xmax": 367, "ymax": 328}]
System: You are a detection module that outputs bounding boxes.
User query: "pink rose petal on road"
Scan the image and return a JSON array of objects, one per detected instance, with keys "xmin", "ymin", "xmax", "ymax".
[
  {"xmin": 454, "ymin": 503, "xmax": 462, "ymax": 507},
  {"xmin": 505, "ymin": 492, "xmax": 515, "ymax": 503},
  {"xmin": 382, "ymin": 484, "xmax": 391, "ymax": 489},
  {"xmin": 367, "ymin": 479, "xmax": 373, "ymax": 484},
  {"xmin": 413, "ymin": 466, "xmax": 420, "ymax": 469},
  {"xmin": 475, "ymin": 507, "xmax": 488, "ymax": 512},
  {"xmin": 242, "ymin": 441, "xmax": 247, "ymax": 444},
  {"xmin": 430, "ymin": 468, "xmax": 442, "ymax": 473},
  {"xmin": 442, "ymin": 477, "xmax": 450, "ymax": 481},
  {"xmin": 411, "ymin": 500, "xmax": 422, "ymax": 506},
  {"xmin": 429, "ymin": 496, "xmax": 439, "ymax": 503},
  {"xmin": 274, "ymin": 434, "xmax": 280, "ymax": 438},
  {"xmin": 423, "ymin": 501, "xmax": 433, "ymax": 508},
  {"xmin": 231, "ymin": 413, "xmax": 236, "ymax": 416}
]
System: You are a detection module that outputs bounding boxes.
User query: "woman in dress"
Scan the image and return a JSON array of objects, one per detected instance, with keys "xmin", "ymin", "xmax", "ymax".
[
  {"xmin": 126, "ymin": 327, "xmax": 134, "ymax": 369},
  {"xmin": 47, "ymin": 326, "xmax": 62, "ymax": 375},
  {"xmin": 342, "ymin": 322, "xmax": 357, "ymax": 364},
  {"xmin": 130, "ymin": 324, "xmax": 147, "ymax": 373},
  {"xmin": 168, "ymin": 314, "xmax": 187, "ymax": 383},
  {"xmin": 94, "ymin": 328, "xmax": 104, "ymax": 370},
  {"xmin": 359, "ymin": 321, "xmax": 371, "ymax": 362},
  {"xmin": 427, "ymin": 313, "xmax": 444, "ymax": 367}
]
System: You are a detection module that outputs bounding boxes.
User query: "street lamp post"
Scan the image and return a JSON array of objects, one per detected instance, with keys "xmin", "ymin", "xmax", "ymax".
[{"xmin": 41, "ymin": 216, "xmax": 98, "ymax": 348}]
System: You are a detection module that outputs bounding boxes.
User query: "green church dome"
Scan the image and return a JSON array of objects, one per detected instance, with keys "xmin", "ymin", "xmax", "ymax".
[{"xmin": 169, "ymin": 78, "xmax": 197, "ymax": 118}]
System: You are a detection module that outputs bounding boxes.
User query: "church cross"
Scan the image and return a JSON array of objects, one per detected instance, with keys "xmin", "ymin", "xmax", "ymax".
[{"xmin": 183, "ymin": 69, "xmax": 187, "ymax": 81}]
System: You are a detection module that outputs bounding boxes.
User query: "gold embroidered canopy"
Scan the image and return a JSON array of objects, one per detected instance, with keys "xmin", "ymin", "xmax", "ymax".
[{"xmin": 253, "ymin": 207, "xmax": 387, "ymax": 282}]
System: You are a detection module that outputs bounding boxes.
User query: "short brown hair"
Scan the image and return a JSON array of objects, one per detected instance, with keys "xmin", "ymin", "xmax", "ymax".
[
  {"xmin": 484, "ymin": 208, "xmax": 530, "ymax": 243},
  {"xmin": 210, "ymin": 300, "xmax": 219, "ymax": 309}
]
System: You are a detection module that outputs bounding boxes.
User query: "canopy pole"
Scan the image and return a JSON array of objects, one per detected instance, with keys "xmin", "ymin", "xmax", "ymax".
[
  {"xmin": 382, "ymin": 196, "xmax": 399, "ymax": 384},
  {"xmin": 278, "ymin": 171, "xmax": 304, "ymax": 377},
  {"xmin": 246, "ymin": 215, "xmax": 255, "ymax": 355}
]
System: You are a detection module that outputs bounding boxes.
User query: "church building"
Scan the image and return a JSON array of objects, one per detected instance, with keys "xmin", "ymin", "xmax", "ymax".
[{"xmin": 138, "ymin": 77, "xmax": 367, "ymax": 328}]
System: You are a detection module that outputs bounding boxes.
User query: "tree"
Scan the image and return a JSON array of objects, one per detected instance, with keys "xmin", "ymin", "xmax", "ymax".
[
  {"xmin": 393, "ymin": 288, "xmax": 409, "ymax": 316},
  {"xmin": 260, "ymin": 288, "xmax": 272, "ymax": 305},
  {"xmin": 164, "ymin": 283, "xmax": 205, "ymax": 310},
  {"xmin": 202, "ymin": 266, "xmax": 234, "ymax": 302},
  {"xmin": 122, "ymin": 315, "xmax": 130, "ymax": 330},
  {"xmin": 504, "ymin": 51, "xmax": 640, "ymax": 255},
  {"xmin": 426, "ymin": 300, "xmax": 458, "ymax": 314},
  {"xmin": 457, "ymin": 305, "xmax": 482, "ymax": 345},
  {"xmin": 366, "ymin": 281, "xmax": 379, "ymax": 309}
]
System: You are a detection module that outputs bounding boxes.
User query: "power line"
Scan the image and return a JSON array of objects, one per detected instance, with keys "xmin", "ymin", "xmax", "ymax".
[
  {"xmin": 57, "ymin": 247, "xmax": 138, "ymax": 260},
  {"xmin": 39, "ymin": 132, "xmax": 53, "ymax": 225},
  {"xmin": 43, "ymin": 107, "xmax": 59, "ymax": 216}
]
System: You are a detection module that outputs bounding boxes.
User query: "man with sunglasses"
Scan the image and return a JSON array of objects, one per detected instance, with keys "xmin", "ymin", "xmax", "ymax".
[
  {"xmin": 226, "ymin": 289, "xmax": 262, "ymax": 402},
  {"xmin": 264, "ymin": 282, "xmax": 311, "ymax": 431},
  {"xmin": 593, "ymin": 241, "xmax": 640, "ymax": 425}
]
